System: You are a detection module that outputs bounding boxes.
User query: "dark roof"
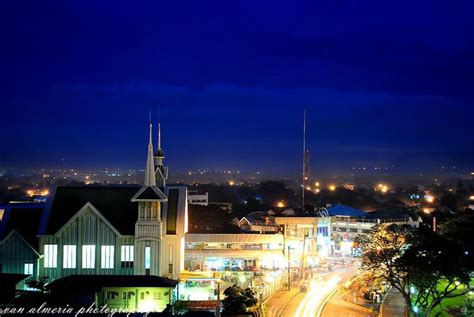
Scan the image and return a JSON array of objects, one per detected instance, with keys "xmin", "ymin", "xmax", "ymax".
[
  {"xmin": 245, "ymin": 211, "xmax": 268, "ymax": 223},
  {"xmin": 46, "ymin": 275, "xmax": 178, "ymax": 292},
  {"xmin": 39, "ymin": 185, "xmax": 141, "ymax": 235},
  {"xmin": 327, "ymin": 204, "xmax": 367, "ymax": 217},
  {"xmin": 0, "ymin": 203, "xmax": 45, "ymax": 250},
  {"xmin": 132, "ymin": 186, "xmax": 167, "ymax": 201},
  {"xmin": 0, "ymin": 273, "xmax": 30, "ymax": 285},
  {"xmin": 365, "ymin": 210, "xmax": 410, "ymax": 219}
]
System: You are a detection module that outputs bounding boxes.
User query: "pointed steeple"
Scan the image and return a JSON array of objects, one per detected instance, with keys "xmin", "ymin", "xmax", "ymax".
[
  {"xmin": 155, "ymin": 106, "xmax": 165, "ymax": 159},
  {"xmin": 154, "ymin": 106, "xmax": 168, "ymax": 188},
  {"xmin": 144, "ymin": 116, "xmax": 156, "ymax": 186},
  {"xmin": 132, "ymin": 113, "xmax": 167, "ymax": 202}
]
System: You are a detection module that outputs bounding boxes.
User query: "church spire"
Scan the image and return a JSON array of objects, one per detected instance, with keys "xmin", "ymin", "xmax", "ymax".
[{"xmin": 144, "ymin": 114, "xmax": 156, "ymax": 186}]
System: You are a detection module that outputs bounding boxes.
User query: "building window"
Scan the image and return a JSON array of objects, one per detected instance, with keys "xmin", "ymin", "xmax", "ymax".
[
  {"xmin": 82, "ymin": 245, "xmax": 95, "ymax": 269},
  {"xmin": 63, "ymin": 245, "xmax": 77, "ymax": 269},
  {"xmin": 317, "ymin": 226, "xmax": 329, "ymax": 237},
  {"xmin": 44, "ymin": 244, "xmax": 58, "ymax": 268},
  {"xmin": 168, "ymin": 263, "xmax": 173, "ymax": 274},
  {"xmin": 24, "ymin": 263, "xmax": 33, "ymax": 275},
  {"xmin": 144, "ymin": 246, "xmax": 151, "ymax": 269},
  {"xmin": 154, "ymin": 292, "xmax": 161, "ymax": 300},
  {"xmin": 140, "ymin": 292, "xmax": 145, "ymax": 300},
  {"xmin": 121, "ymin": 245, "xmax": 134, "ymax": 269},
  {"xmin": 122, "ymin": 291, "xmax": 132, "ymax": 299},
  {"xmin": 101, "ymin": 245, "xmax": 114, "ymax": 269},
  {"xmin": 106, "ymin": 291, "xmax": 117, "ymax": 300},
  {"xmin": 350, "ymin": 228, "xmax": 358, "ymax": 233}
]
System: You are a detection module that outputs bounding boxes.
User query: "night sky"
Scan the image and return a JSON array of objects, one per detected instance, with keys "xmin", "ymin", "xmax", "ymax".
[{"xmin": 1, "ymin": 1, "xmax": 473, "ymax": 175}]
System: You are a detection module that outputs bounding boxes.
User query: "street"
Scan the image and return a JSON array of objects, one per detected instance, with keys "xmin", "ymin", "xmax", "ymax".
[
  {"xmin": 320, "ymin": 287, "xmax": 376, "ymax": 317},
  {"xmin": 265, "ymin": 262, "xmax": 359, "ymax": 317}
]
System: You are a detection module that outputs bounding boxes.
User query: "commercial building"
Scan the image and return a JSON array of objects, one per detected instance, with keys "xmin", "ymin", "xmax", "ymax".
[{"xmin": 188, "ymin": 190, "xmax": 209, "ymax": 206}]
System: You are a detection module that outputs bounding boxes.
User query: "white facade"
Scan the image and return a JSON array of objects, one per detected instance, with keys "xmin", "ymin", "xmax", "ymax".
[{"xmin": 187, "ymin": 191, "xmax": 209, "ymax": 206}]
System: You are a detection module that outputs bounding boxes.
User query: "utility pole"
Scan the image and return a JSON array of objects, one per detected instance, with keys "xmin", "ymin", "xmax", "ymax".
[
  {"xmin": 302, "ymin": 109, "xmax": 306, "ymax": 211},
  {"xmin": 287, "ymin": 245, "xmax": 291, "ymax": 291}
]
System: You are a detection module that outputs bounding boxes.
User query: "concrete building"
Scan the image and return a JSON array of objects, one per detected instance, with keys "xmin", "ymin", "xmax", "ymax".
[
  {"xmin": 187, "ymin": 190, "xmax": 209, "ymax": 206},
  {"xmin": 184, "ymin": 233, "xmax": 285, "ymax": 271}
]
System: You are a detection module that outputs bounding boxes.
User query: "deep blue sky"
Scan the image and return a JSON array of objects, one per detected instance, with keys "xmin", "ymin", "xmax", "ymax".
[{"xmin": 1, "ymin": 1, "xmax": 473, "ymax": 175}]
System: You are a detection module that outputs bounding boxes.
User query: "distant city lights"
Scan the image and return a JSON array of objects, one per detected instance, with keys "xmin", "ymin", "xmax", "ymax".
[
  {"xmin": 329, "ymin": 185, "xmax": 336, "ymax": 191},
  {"xmin": 26, "ymin": 189, "xmax": 49, "ymax": 197},
  {"xmin": 424, "ymin": 194, "xmax": 435, "ymax": 203},
  {"xmin": 228, "ymin": 181, "xmax": 235, "ymax": 186},
  {"xmin": 277, "ymin": 201, "xmax": 286, "ymax": 208},
  {"xmin": 377, "ymin": 184, "xmax": 389, "ymax": 193}
]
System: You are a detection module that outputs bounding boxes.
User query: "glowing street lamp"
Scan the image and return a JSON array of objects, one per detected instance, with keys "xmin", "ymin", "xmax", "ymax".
[
  {"xmin": 424, "ymin": 195, "xmax": 435, "ymax": 203},
  {"xmin": 329, "ymin": 185, "xmax": 336, "ymax": 191},
  {"xmin": 277, "ymin": 201, "xmax": 286, "ymax": 208}
]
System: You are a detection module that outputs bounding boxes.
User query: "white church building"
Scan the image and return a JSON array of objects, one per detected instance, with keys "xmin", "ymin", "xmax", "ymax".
[{"xmin": 37, "ymin": 120, "xmax": 188, "ymax": 282}]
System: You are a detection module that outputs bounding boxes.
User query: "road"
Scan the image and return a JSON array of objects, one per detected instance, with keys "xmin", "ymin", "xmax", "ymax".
[
  {"xmin": 321, "ymin": 287, "xmax": 376, "ymax": 317},
  {"xmin": 267, "ymin": 264, "xmax": 358, "ymax": 317}
]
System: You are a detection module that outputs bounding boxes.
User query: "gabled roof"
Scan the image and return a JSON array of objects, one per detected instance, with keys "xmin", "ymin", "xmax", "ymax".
[
  {"xmin": 46, "ymin": 275, "xmax": 178, "ymax": 292},
  {"xmin": 131, "ymin": 186, "xmax": 167, "ymax": 202},
  {"xmin": 0, "ymin": 202, "xmax": 45, "ymax": 250},
  {"xmin": 39, "ymin": 185, "xmax": 141, "ymax": 235},
  {"xmin": 245, "ymin": 211, "xmax": 268, "ymax": 224},
  {"xmin": 327, "ymin": 204, "xmax": 366, "ymax": 217}
]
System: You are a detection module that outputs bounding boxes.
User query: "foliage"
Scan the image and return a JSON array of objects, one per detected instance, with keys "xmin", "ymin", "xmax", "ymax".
[
  {"xmin": 356, "ymin": 224, "xmax": 474, "ymax": 316},
  {"xmin": 188, "ymin": 204, "xmax": 241, "ymax": 233},
  {"xmin": 172, "ymin": 300, "xmax": 188, "ymax": 315},
  {"xmin": 25, "ymin": 279, "xmax": 45, "ymax": 292},
  {"xmin": 222, "ymin": 284, "xmax": 258, "ymax": 314}
]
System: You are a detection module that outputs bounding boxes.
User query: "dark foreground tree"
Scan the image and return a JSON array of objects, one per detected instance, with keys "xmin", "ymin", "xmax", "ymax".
[{"xmin": 222, "ymin": 284, "xmax": 258, "ymax": 314}]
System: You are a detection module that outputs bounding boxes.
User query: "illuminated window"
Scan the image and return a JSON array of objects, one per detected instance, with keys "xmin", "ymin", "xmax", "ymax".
[
  {"xmin": 121, "ymin": 245, "xmax": 134, "ymax": 269},
  {"xmin": 24, "ymin": 263, "xmax": 33, "ymax": 275},
  {"xmin": 63, "ymin": 245, "xmax": 77, "ymax": 269},
  {"xmin": 101, "ymin": 245, "xmax": 114, "ymax": 269},
  {"xmin": 144, "ymin": 246, "xmax": 151, "ymax": 269},
  {"xmin": 82, "ymin": 245, "xmax": 95, "ymax": 269},
  {"xmin": 44, "ymin": 244, "xmax": 58, "ymax": 268},
  {"xmin": 0, "ymin": 209, "xmax": 4, "ymax": 221},
  {"xmin": 121, "ymin": 245, "xmax": 134, "ymax": 261}
]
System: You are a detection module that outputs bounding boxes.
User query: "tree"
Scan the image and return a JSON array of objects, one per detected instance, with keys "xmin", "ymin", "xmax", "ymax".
[
  {"xmin": 188, "ymin": 204, "xmax": 240, "ymax": 233},
  {"xmin": 222, "ymin": 285, "xmax": 258, "ymax": 314},
  {"xmin": 356, "ymin": 224, "xmax": 413, "ymax": 311},
  {"xmin": 401, "ymin": 228, "xmax": 473, "ymax": 316},
  {"xmin": 357, "ymin": 224, "xmax": 474, "ymax": 316}
]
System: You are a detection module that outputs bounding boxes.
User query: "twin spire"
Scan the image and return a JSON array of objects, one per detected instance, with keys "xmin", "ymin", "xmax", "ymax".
[
  {"xmin": 144, "ymin": 109, "xmax": 164, "ymax": 186},
  {"xmin": 131, "ymin": 110, "xmax": 168, "ymax": 202}
]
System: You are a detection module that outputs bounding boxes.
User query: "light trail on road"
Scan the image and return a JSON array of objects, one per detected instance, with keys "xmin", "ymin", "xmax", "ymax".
[{"xmin": 293, "ymin": 275, "xmax": 342, "ymax": 317}]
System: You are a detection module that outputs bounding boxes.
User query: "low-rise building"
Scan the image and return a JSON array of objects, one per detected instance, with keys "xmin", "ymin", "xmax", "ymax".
[
  {"xmin": 184, "ymin": 233, "xmax": 285, "ymax": 271},
  {"xmin": 188, "ymin": 191, "xmax": 209, "ymax": 206}
]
